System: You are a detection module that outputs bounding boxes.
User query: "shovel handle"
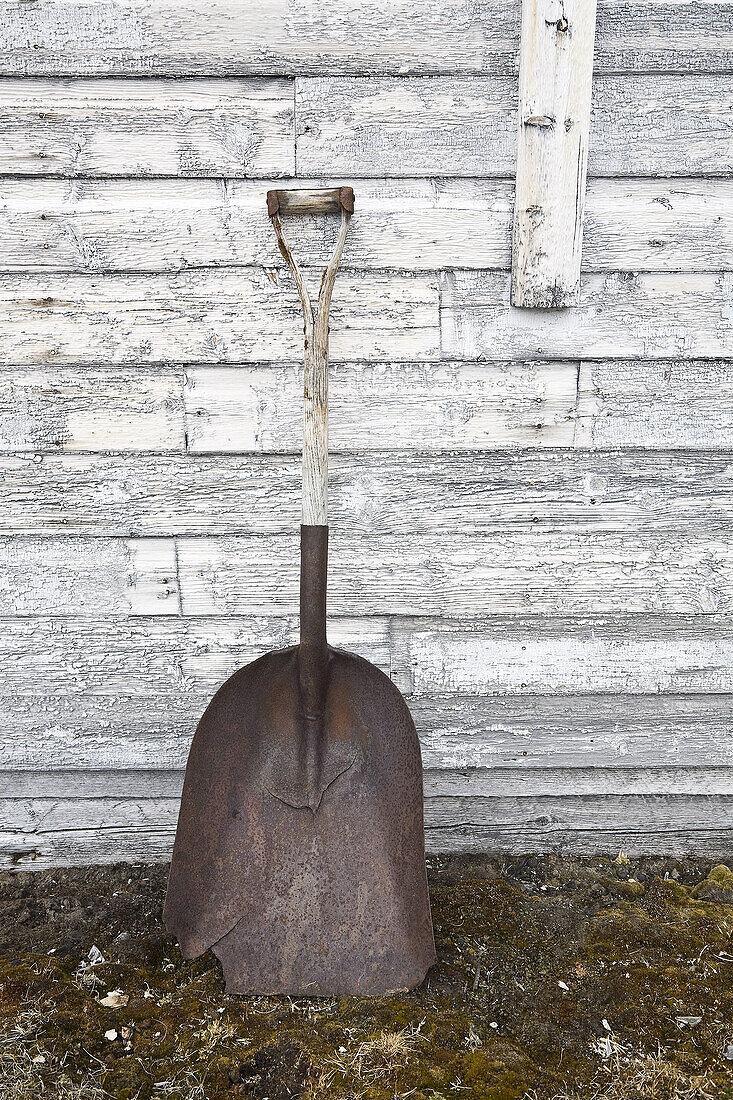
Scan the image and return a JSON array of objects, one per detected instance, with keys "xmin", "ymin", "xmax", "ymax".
[
  {"xmin": 267, "ymin": 188, "xmax": 353, "ymax": 526},
  {"xmin": 267, "ymin": 187, "xmax": 354, "ymax": 217}
]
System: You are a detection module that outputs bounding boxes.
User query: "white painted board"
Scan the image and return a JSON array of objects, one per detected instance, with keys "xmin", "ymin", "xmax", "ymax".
[
  {"xmin": 0, "ymin": 1, "xmax": 729, "ymax": 76},
  {"xmin": 511, "ymin": 0, "xmax": 597, "ymax": 307}
]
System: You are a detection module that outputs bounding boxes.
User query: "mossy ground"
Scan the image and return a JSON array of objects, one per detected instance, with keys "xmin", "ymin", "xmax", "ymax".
[{"xmin": 1, "ymin": 855, "xmax": 732, "ymax": 1099}]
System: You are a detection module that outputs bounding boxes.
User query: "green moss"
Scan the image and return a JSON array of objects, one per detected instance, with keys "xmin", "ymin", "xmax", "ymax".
[
  {"xmin": 1, "ymin": 858, "xmax": 732, "ymax": 1099},
  {"xmin": 707, "ymin": 864, "xmax": 733, "ymax": 890}
]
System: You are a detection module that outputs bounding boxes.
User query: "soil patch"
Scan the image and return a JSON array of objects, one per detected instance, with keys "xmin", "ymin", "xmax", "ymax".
[{"xmin": 0, "ymin": 854, "xmax": 732, "ymax": 1098}]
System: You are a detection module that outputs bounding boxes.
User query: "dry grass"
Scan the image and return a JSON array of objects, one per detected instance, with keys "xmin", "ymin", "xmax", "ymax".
[
  {"xmin": 312, "ymin": 1023, "xmax": 426, "ymax": 1097},
  {"xmin": 525, "ymin": 1046, "xmax": 719, "ymax": 1100},
  {"xmin": 150, "ymin": 1064, "xmax": 210, "ymax": 1099},
  {"xmin": 0, "ymin": 1007, "xmax": 110, "ymax": 1100}
]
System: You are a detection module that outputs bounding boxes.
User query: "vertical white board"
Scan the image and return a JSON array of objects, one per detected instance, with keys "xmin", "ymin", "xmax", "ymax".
[{"xmin": 511, "ymin": 0, "xmax": 598, "ymax": 307}]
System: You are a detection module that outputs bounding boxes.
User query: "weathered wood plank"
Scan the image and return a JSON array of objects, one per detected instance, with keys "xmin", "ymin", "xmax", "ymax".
[
  {"xmin": 576, "ymin": 361, "xmax": 733, "ymax": 448},
  {"xmin": 296, "ymin": 75, "xmax": 733, "ymax": 178},
  {"xmin": 0, "ymin": 616, "xmax": 390, "ymax": 697},
  {"xmin": 0, "ymin": 271, "xmax": 440, "ymax": 366},
  {"xmin": 424, "ymin": 768, "xmax": 733, "ymax": 797},
  {"xmin": 1, "ymin": 75, "xmax": 729, "ymax": 181},
  {"xmin": 0, "ymin": 1, "xmax": 729, "ymax": 76},
  {"xmin": 511, "ymin": 0, "xmax": 597, "ymax": 307},
  {"xmin": 430, "ymin": 793, "xmax": 730, "ymax": 831},
  {"xmin": 582, "ymin": 179, "xmax": 733, "ymax": 274},
  {"xmin": 2, "ymin": 178, "xmax": 731, "ymax": 274},
  {"xmin": 185, "ymin": 362, "xmax": 577, "ymax": 453},
  {"xmin": 0, "ymin": 795, "xmax": 181, "ymax": 833},
  {"xmin": 412, "ymin": 695, "xmax": 733, "ymax": 770},
  {"xmin": 0, "ymin": 770, "xmax": 188, "ymax": 798},
  {"xmin": 0, "ymin": 826, "xmax": 178, "ymax": 869},
  {"xmin": 187, "ymin": 361, "xmax": 733, "ymax": 454},
  {"xmin": 176, "ymin": 532, "xmax": 733, "ymax": 617},
  {"xmin": 0, "ymin": 537, "xmax": 179, "ymax": 615},
  {"xmin": 423, "ymin": 794, "xmax": 733, "ymax": 855},
  {"xmin": 41, "ymin": 525, "xmax": 733, "ymax": 621},
  {"xmin": 0, "ymin": 79, "xmax": 294, "ymax": 177},
  {"xmin": 0, "ymin": 366, "xmax": 184, "ymax": 452},
  {"xmin": 1, "ymin": 615, "xmax": 730, "ymax": 702},
  {"xmin": 441, "ymin": 272, "xmax": 733, "ymax": 361},
  {"xmin": 3, "ymin": 693, "xmax": 732, "ymax": 772},
  {"xmin": 2, "ymin": 359, "xmax": 730, "ymax": 457},
  {"xmin": 4, "ymin": 764, "xmax": 732, "ymax": 800},
  {"xmin": 0, "ymin": 177, "xmax": 511, "ymax": 273},
  {"xmin": 3, "ymin": 793, "xmax": 731, "ymax": 868},
  {"xmin": 391, "ymin": 615, "xmax": 733, "ymax": 696},
  {"xmin": 2, "ymin": 450, "xmax": 732, "ymax": 535},
  {"xmin": 0, "ymin": 694, "xmax": 207, "ymax": 771}
]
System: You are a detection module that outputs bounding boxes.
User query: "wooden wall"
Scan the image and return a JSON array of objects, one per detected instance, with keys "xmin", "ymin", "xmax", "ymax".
[{"xmin": 1, "ymin": 0, "xmax": 732, "ymax": 867}]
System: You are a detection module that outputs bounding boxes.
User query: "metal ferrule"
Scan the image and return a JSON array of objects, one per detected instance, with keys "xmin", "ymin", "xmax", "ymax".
[{"xmin": 298, "ymin": 524, "xmax": 329, "ymax": 719}]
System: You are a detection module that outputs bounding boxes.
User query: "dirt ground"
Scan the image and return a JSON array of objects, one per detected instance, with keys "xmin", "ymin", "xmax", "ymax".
[{"xmin": 0, "ymin": 855, "xmax": 732, "ymax": 1100}]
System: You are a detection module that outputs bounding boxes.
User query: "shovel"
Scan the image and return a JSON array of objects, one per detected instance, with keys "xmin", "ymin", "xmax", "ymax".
[{"xmin": 164, "ymin": 186, "xmax": 436, "ymax": 995}]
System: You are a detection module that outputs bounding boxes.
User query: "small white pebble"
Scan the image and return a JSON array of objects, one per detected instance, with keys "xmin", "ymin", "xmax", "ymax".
[
  {"xmin": 105, "ymin": 1030, "xmax": 118, "ymax": 1042},
  {"xmin": 558, "ymin": 981, "xmax": 570, "ymax": 992},
  {"xmin": 99, "ymin": 990, "xmax": 128, "ymax": 1008},
  {"xmin": 338, "ymin": 1046, "xmax": 347, "ymax": 1053},
  {"xmin": 489, "ymin": 1022, "xmax": 498, "ymax": 1029}
]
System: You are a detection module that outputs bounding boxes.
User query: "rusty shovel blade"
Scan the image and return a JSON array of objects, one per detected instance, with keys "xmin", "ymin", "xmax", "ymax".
[{"xmin": 164, "ymin": 527, "xmax": 436, "ymax": 995}]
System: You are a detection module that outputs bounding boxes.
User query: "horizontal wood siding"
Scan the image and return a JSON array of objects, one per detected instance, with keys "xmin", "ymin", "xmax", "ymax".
[
  {"xmin": 0, "ymin": 366, "xmax": 184, "ymax": 451},
  {"xmin": 0, "ymin": 615, "xmax": 391, "ymax": 698},
  {"xmin": 4, "ymin": 695, "xmax": 732, "ymax": 772},
  {"xmin": 4, "ymin": 766, "xmax": 733, "ymax": 801},
  {"xmin": 3, "ymin": 270, "xmax": 731, "ymax": 367},
  {"xmin": 1, "ymin": 0, "xmax": 731, "ymax": 864},
  {"xmin": 1, "ymin": 450, "xmax": 731, "ymax": 534},
  {"xmin": 1, "ymin": 2, "xmax": 730, "ymax": 76},
  {"xmin": 0, "ymin": 271, "xmax": 440, "ymax": 365},
  {"xmin": 0, "ymin": 76, "xmax": 731, "ymax": 179},
  {"xmin": 2, "ymin": 178, "xmax": 731, "ymax": 274},
  {"xmin": 174, "ymin": 533, "xmax": 732, "ymax": 616},
  {"xmin": 391, "ymin": 617, "xmax": 733, "ymax": 696},
  {"xmin": 442, "ymin": 272, "xmax": 733, "ymax": 360},
  {"xmin": 183, "ymin": 363, "xmax": 577, "ymax": 452},
  {"xmin": 1, "ymin": 792, "xmax": 731, "ymax": 869},
  {"xmin": 0, "ymin": 79, "xmax": 295, "ymax": 177},
  {"xmin": 296, "ymin": 76, "xmax": 733, "ymax": 178},
  {"xmin": 575, "ymin": 361, "xmax": 733, "ymax": 449}
]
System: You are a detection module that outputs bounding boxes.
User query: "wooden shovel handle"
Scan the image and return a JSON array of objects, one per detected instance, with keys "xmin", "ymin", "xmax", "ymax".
[
  {"xmin": 267, "ymin": 187, "xmax": 354, "ymax": 217},
  {"xmin": 267, "ymin": 188, "xmax": 353, "ymax": 527}
]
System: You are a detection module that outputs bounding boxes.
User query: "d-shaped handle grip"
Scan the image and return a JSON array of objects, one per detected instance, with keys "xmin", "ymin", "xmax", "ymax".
[{"xmin": 267, "ymin": 187, "xmax": 355, "ymax": 217}]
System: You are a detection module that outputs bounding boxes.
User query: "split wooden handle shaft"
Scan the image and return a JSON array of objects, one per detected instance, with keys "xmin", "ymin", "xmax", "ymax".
[{"xmin": 267, "ymin": 188, "xmax": 353, "ymax": 526}]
